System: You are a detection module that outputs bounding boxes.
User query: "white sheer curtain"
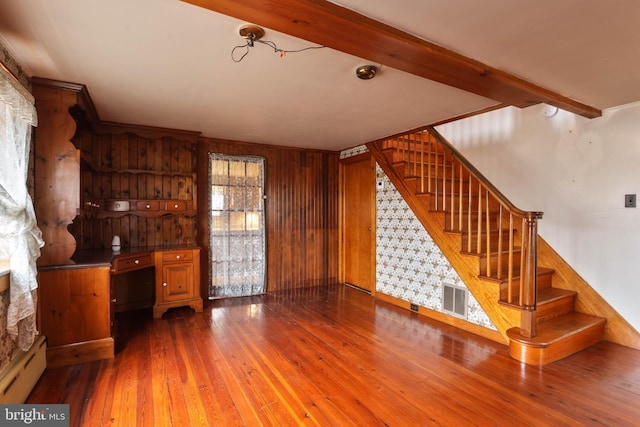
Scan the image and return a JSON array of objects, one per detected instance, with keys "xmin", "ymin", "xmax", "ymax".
[
  {"xmin": 209, "ymin": 154, "xmax": 266, "ymax": 298},
  {"xmin": 0, "ymin": 66, "xmax": 43, "ymax": 351}
]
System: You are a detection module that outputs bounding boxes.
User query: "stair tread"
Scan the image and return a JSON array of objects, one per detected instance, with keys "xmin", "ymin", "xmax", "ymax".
[
  {"xmin": 480, "ymin": 266, "xmax": 555, "ymax": 283},
  {"xmin": 507, "ymin": 312, "xmax": 606, "ymax": 347},
  {"xmin": 476, "ymin": 249, "xmax": 522, "ymax": 257},
  {"xmin": 537, "ymin": 287, "xmax": 577, "ymax": 305}
]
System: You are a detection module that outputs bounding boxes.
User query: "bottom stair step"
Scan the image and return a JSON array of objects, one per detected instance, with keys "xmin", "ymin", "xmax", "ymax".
[{"xmin": 506, "ymin": 312, "xmax": 606, "ymax": 366}]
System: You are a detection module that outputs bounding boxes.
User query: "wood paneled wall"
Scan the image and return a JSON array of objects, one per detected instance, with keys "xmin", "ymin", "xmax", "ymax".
[
  {"xmin": 72, "ymin": 130, "xmax": 198, "ymax": 250},
  {"xmin": 197, "ymin": 138, "xmax": 339, "ymax": 293}
]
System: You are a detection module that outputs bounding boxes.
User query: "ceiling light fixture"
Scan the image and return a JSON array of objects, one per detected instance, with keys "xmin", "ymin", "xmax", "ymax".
[
  {"xmin": 356, "ymin": 65, "xmax": 378, "ymax": 80},
  {"xmin": 231, "ymin": 24, "xmax": 325, "ymax": 63},
  {"xmin": 238, "ymin": 24, "xmax": 265, "ymax": 47}
]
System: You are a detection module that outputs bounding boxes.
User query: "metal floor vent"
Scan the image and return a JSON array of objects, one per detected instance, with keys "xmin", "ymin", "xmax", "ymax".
[{"xmin": 442, "ymin": 282, "xmax": 467, "ymax": 320}]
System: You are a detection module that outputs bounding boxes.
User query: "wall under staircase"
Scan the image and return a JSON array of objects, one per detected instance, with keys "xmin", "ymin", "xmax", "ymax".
[{"xmin": 367, "ymin": 126, "xmax": 640, "ymax": 365}]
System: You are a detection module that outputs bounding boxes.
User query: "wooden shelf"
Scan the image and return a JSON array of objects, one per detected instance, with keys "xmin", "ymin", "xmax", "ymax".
[
  {"xmin": 80, "ymin": 157, "xmax": 195, "ymax": 178},
  {"xmin": 83, "ymin": 199, "xmax": 196, "ymax": 218}
]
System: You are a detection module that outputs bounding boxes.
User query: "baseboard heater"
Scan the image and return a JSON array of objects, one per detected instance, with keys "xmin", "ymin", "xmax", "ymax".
[{"xmin": 0, "ymin": 335, "xmax": 47, "ymax": 403}]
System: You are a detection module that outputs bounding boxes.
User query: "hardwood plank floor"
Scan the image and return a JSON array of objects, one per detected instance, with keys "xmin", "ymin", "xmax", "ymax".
[{"xmin": 27, "ymin": 284, "xmax": 640, "ymax": 426}]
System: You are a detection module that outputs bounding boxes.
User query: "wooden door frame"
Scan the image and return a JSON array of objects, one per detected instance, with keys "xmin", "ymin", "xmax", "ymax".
[{"xmin": 338, "ymin": 152, "xmax": 377, "ymax": 294}]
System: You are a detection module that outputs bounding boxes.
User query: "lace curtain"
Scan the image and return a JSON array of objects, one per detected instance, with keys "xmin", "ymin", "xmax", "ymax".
[
  {"xmin": 209, "ymin": 154, "xmax": 265, "ymax": 298},
  {"xmin": 0, "ymin": 66, "xmax": 43, "ymax": 351}
]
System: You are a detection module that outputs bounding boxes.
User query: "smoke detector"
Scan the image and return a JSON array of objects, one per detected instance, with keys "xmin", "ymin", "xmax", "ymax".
[{"xmin": 239, "ymin": 24, "xmax": 265, "ymax": 46}]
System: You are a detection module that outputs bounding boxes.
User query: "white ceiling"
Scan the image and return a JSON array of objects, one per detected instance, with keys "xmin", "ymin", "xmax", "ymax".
[{"xmin": 1, "ymin": 0, "xmax": 639, "ymax": 151}]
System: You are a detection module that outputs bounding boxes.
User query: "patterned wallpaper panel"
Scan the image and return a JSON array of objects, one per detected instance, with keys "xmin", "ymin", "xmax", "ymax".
[
  {"xmin": 0, "ymin": 287, "xmax": 20, "ymax": 374},
  {"xmin": 341, "ymin": 145, "xmax": 495, "ymax": 330},
  {"xmin": 0, "ymin": 39, "xmax": 31, "ymax": 89},
  {"xmin": 376, "ymin": 168, "xmax": 494, "ymax": 330},
  {"xmin": 339, "ymin": 145, "xmax": 368, "ymax": 159}
]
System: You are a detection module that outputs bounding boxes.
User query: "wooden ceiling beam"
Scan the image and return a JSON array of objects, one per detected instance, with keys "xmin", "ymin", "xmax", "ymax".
[{"xmin": 182, "ymin": 0, "xmax": 601, "ymax": 118}]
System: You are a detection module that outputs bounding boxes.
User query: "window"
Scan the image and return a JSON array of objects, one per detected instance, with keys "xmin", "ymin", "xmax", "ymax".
[{"xmin": 0, "ymin": 66, "xmax": 43, "ymax": 350}]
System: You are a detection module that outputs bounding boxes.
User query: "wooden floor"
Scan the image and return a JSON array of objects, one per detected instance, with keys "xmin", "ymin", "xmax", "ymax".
[{"xmin": 28, "ymin": 284, "xmax": 640, "ymax": 426}]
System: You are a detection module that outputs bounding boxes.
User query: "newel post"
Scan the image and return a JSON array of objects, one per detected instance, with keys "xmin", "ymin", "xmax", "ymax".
[{"xmin": 519, "ymin": 214, "xmax": 539, "ymax": 338}]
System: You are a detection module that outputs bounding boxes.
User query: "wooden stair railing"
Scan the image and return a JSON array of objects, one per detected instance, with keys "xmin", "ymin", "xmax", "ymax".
[
  {"xmin": 368, "ymin": 126, "xmax": 606, "ymax": 365},
  {"xmin": 381, "ymin": 127, "xmax": 543, "ymax": 338}
]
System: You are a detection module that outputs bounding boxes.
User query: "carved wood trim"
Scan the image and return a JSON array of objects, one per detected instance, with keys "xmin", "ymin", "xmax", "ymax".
[{"xmin": 32, "ymin": 78, "xmax": 201, "ymax": 141}]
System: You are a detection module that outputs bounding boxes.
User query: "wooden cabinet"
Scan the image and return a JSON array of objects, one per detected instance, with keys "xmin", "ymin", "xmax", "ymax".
[
  {"xmin": 75, "ymin": 136, "xmax": 198, "ymax": 249},
  {"xmin": 153, "ymin": 248, "xmax": 202, "ymax": 318},
  {"xmin": 37, "ymin": 266, "xmax": 114, "ymax": 368},
  {"xmin": 32, "ymin": 80, "xmax": 83, "ymax": 266}
]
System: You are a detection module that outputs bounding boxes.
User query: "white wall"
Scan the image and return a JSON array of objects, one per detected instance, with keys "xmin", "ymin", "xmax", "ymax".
[{"xmin": 437, "ymin": 102, "xmax": 640, "ymax": 332}]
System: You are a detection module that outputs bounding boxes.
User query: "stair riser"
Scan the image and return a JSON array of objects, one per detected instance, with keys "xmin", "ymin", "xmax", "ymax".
[
  {"xmin": 446, "ymin": 212, "xmax": 501, "ymax": 233},
  {"xmin": 430, "ymin": 194, "xmax": 503, "ymax": 213},
  {"xmin": 461, "ymin": 231, "xmax": 513, "ymax": 253},
  {"xmin": 536, "ymin": 296, "xmax": 575, "ymax": 323},
  {"xmin": 390, "ymin": 144, "xmax": 446, "ymax": 159},
  {"xmin": 479, "ymin": 251, "xmax": 522, "ymax": 277},
  {"xmin": 395, "ymin": 162, "xmax": 470, "ymax": 180},
  {"xmin": 499, "ymin": 272, "xmax": 553, "ymax": 302},
  {"xmin": 508, "ymin": 321, "xmax": 605, "ymax": 365}
]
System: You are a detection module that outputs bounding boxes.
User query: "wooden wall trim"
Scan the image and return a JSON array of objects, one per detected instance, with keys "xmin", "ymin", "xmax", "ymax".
[
  {"xmin": 94, "ymin": 121, "xmax": 201, "ymax": 142},
  {"xmin": 198, "ymin": 136, "xmax": 339, "ymax": 154}
]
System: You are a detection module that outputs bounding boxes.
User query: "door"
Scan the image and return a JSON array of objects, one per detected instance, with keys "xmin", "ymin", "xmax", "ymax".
[
  {"xmin": 209, "ymin": 154, "xmax": 266, "ymax": 298},
  {"xmin": 341, "ymin": 153, "xmax": 375, "ymax": 292}
]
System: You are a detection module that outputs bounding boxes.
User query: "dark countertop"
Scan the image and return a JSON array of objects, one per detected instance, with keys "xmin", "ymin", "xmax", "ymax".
[{"xmin": 37, "ymin": 244, "xmax": 200, "ymax": 271}]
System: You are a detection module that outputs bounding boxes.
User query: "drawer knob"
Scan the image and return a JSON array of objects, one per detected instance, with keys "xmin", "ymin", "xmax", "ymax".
[
  {"xmin": 111, "ymin": 298, "xmax": 117, "ymax": 303},
  {"xmin": 174, "ymin": 204, "xmax": 179, "ymax": 209},
  {"xmin": 146, "ymin": 204, "xmax": 151, "ymax": 209},
  {"xmin": 176, "ymin": 255, "xmax": 181, "ymax": 259},
  {"xmin": 134, "ymin": 259, "xmax": 140, "ymax": 265},
  {"xmin": 162, "ymin": 282, "xmax": 167, "ymax": 287}
]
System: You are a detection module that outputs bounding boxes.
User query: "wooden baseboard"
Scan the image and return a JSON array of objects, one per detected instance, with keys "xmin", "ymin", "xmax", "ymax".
[
  {"xmin": 46, "ymin": 338, "xmax": 114, "ymax": 369},
  {"xmin": 375, "ymin": 292, "xmax": 506, "ymax": 345}
]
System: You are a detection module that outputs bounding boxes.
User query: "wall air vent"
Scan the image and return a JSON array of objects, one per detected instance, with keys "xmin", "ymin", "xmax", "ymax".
[{"xmin": 442, "ymin": 282, "xmax": 467, "ymax": 320}]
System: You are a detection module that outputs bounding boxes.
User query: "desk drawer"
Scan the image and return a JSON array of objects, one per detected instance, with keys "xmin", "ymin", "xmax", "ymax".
[
  {"xmin": 133, "ymin": 200, "xmax": 160, "ymax": 211},
  {"xmin": 112, "ymin": 253, "xmax": 153, "ymax": 274},
  {"xmin": 165, "ymin": 200, "xmax": 188, "ymax": 211},
  {"xmin": 161, "ymin": 250, "xmax": 193, "ymax": 263}
]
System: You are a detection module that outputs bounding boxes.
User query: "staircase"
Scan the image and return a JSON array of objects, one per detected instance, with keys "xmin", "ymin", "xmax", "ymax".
[{"xmin": 368, "ymin": 127, "xmax": 606, "ymax": 365}]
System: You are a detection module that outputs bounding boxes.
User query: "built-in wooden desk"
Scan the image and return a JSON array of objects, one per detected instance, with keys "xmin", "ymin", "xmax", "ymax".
[{"xmin": 37, "ymin": 246, "xmax": 201, "ymax": 368}]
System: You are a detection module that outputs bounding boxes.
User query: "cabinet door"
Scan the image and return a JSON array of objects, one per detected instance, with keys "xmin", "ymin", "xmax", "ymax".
[
  {"xmin": 160, "ymin": 262, "xmax": 194, "ymax": 303},
  {"xmin": 38, "ymin": 266, "xmax": 111, "ymax": 347}
]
